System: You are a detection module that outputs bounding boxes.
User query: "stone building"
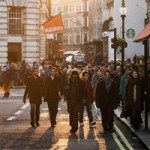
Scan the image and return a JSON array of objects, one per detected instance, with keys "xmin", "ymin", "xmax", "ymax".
[
  {"xmin": 51, "ymin": 0, "xmax": 89, "ymax": 52},
  {"xmin": 0, "ymin": 0, "xmax": 48, "ymax": 64}
]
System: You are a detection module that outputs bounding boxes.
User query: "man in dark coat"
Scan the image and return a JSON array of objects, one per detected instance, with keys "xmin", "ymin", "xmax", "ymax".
[
  {"xmin": 95, "ymin": 70, "xmax": 118, "ymax": 133},
  {"xmin": 23, "ymin": 68, "xmax": 44, "ymax": 127},
  {"xmin": 44, "ymin": 67, "xmax": 62, "ymax": 128},
  {"xmin": 66, "ymin": 71, "xmax": 86, "ymax": 133}
]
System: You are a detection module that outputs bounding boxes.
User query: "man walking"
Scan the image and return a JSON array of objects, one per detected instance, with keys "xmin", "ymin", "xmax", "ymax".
[
  {"xmin": 44, "ymin": 67, "xmax": 62, "ymax": 128},
  {"xmin": 95, "ymin": 70, "xmax": 118, "ymax": 133},
  {"xmin": 23, "ymin": 68, "xmax": 44, "ymax": 127},
  {"xmin": 66, "ymin": 71, "xmax": 86, "ymax": 133}
]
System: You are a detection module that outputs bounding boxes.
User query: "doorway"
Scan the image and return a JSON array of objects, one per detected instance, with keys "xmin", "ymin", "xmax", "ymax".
[{"xmin": 8, "ymin": 43, "xmax": 22, "ymax": 63}]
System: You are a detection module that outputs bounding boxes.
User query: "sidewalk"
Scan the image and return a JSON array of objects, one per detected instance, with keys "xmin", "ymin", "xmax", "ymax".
[{"xmin": 115, "ymin": 107, "xmax": 150, "ymax": 150}]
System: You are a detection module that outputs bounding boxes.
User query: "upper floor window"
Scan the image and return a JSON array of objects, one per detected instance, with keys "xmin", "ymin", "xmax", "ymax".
[
  {"xmin": 8, "ymin": 7, "xmax": 23, "ymax": 35},
  {"xmin": 63, "ymin": 5, "xmax": 68, "ymax": 14},
  {"xmin": 76, "ymin": 3, "xmax": 83, "ymax": 12},
  {"xmin": 57, "ymin": 6, "xmax": 62, "ymax": 13},
  {"xmin": 52, "ymin": 6, "xmax": 57, "ymax": 15},
  {"xmin": 63, "ymin": 18, "xmax": 69, "ymax": 27},
  {"xmin": 69, "ymin": 3, "xmax": 75, "ymax": 13},
  {"xmin": 63, "ymin": 34, "xmax": 68, "ymax": 45}
]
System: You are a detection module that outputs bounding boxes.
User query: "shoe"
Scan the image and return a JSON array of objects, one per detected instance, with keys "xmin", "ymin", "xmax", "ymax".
[
  {"xmin": 30, "ymin": 122, "xmax": 35, "ymax": 127},
  {"xmin": 50, "ymin": 124, "xmax": 55, "ymax": 128},
  {"xmin": 90, "ymin": 121, "xmax": 96, "ymax": 126},
  {"xmin": 109, "ymin": 129, "xmax": 115, "ymax": 133},
  {"xmin": 36, "ymin": 122, "xmax": 40, "ymax": 127},
  {"xmin": 80, "ymin": 122, "xmax": 84, "ymax": 126},
  {"xmin": 70, "ymin": 127, "xmax": 78, "ymax": 134}
]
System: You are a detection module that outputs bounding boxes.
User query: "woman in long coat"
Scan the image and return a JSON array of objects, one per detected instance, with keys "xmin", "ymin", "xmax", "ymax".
[{"xmin": 126, "ymin": 69, "xmax": 143, "ymax": 130}]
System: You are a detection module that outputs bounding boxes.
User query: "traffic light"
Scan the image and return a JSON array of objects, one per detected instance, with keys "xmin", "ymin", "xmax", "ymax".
[{"xmin": 111, "ymin": 38, "xmax": 117, "ymax": 49}]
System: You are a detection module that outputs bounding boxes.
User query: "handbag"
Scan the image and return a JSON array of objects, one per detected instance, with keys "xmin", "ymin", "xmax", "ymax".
[{"xmin": 120, "ymin": 106, "xmax": 131, "ymax": 118}]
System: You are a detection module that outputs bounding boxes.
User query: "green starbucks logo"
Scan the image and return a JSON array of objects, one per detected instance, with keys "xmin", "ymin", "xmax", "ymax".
[{"xmin": 126, "ymin": 29, "xmax": 135, "ymax": 39}]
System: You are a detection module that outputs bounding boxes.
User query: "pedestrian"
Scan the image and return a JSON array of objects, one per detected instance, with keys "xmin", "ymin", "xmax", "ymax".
[
  {"xmin": 1, "ymin": 67, "xmax": 12, "ymax": 98},
  {"xmin": 66, "ymin": 70, "xmax": 86, "ymax": 134},
  {"xmin": 23, "ymin": 68, "xmax": 44, "ymax": 127},
  {"xmin": 119, "ymin": 68, "xmax": 131, "ymax": 104},
  {"xmin": 79, "ymin": 71, "xmax": 96, "ymax": 126},
  {"xmin": 95, "ymin": 70, "xmax": 118, "ymax": 134},
  {"xmin": 125, "ymin": 69, "xmax": 143, "ymax": 130},
  {"xmin": 44, "ymin": 67, "xmax": 62, "ymax": 128}
]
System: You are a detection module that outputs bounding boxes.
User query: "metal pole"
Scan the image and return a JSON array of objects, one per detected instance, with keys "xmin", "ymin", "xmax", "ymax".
[
  {"xmin": 81, "ymin": 26, "xmax": 82, "ymax": 51},
  {"xmin": 144, "ymin": 39, "xmax": 148, "ymax": 130},
  {"xmin": 121, "ymin": 0, "xmax": 126, "ymax": 74},
  {"xmin": 121, "ymin": 15, "xmax": 125, "ymax": 74},
  {"xmin": 114, "ymin": 28, "xmax": 117, "ymax": 70}
]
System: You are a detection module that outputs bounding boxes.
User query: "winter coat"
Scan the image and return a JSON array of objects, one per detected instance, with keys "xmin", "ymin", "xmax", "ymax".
[
  {"xmin": 66, "ymin": 78, "xmax": 86, "ymax": 113},
  {"xmin": 119, "ymin": 74, "xmax": 129, "ymax": 100},
  {"xmin": 126, "ymin": 77, "xmax": 143, "ymax": 111},
  {"xmin": 23, "ymin": 75, "xmax": 44, "ymax": 105},
  {"xmin": 44, "ymin": 76, "xmax": 62, "ymax": 102},
  {"xmin": 95, "ymin": 80, "xmax": 118, "ymax": 109}
]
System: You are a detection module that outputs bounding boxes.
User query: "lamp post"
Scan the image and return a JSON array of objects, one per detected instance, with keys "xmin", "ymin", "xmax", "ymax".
[{"xmin": 119, "ymin": 0, "xmax": 127, "ymax": 74}]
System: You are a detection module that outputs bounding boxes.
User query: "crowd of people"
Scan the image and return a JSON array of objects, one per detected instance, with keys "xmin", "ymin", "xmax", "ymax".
[{"xmin": 0, "ymin": 57, "xmax": 150, "ymax": 133}]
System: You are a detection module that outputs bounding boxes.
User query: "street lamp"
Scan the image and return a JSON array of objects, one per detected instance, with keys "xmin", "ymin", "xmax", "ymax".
[{"xmin": 119, "ymin": 0, "xmax": 127, "ymax": 74}]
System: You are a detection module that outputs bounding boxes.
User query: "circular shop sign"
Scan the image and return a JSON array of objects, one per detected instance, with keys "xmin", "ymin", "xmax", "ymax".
[{"xmin": 126, "ymin": 29, "xmax": 135, "ymax": 39}]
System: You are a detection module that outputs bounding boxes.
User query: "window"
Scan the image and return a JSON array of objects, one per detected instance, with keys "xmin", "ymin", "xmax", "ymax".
[
  {"xmin": 84, "ymin": 33, "xmax": 88, "ymax": 43},
  {"xmin": 63, "ymin": 34, "xmax": 68, "ymax": 45},
  {"xmin": 69, "ymin": 18, "xmax": 75, "ymax": 27},
  {"xmin": 63, "ymin": 5, "xmax": 68, "ymax": 14},
  {"xmin": 69, "ymin": 3, "xmax": 75, "ymax": 13},
  {"xmin": 69, "ymin": 34, "xmax": 75, "ymax": 44},
  {"xmin": 52, "ymin": 7, "xmax": 57, "ymax": 15},
  {"xmin": 63, "ymin": 18, "xmax": 69, "ymax": 27},
  {"xmin": 8, "ymin": 7, "xmax": 23, "ymax": 35},
  {"xmin": 76, "ymin": 34, "xmax": 81, "ymax": 44},
  {"xmin": 76, "ymin": 3, "xmax": 83, "ymax": 12},
  {"xmin": 57, "ymin": 6, "xmax": 62, "ymax": 13},
  {"xmin": 76, "ymin": 17, "xmax": 82, "ymax": 26}
]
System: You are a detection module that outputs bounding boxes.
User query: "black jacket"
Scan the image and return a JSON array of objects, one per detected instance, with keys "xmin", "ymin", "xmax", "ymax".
[
  {"xmin": 44, "ymin": 76, "xmax": 62, "ymax": 102},
  {"xmin": 95, "ymin": 80, "xmax": 118, "ymax": 109},
  {"xmin": 23, "ymin": 75, "xmax": 44, "ymax": 104}
]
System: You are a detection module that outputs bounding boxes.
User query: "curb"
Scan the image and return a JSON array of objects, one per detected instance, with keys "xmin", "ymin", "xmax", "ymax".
[
  {"xmin": 115, "ymin": 109, "xmax": 150, "ymax": 150},
  {"xmin": 92, "ymin": 103, "xmax": 134, "ymax": 149},
  {"xmin": 12, "ymin": 86, "xmax": 25, "ymax": 89}
]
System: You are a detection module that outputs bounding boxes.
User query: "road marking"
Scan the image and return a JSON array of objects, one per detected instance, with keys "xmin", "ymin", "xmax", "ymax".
[
  {"xmin": 42, "ymin": 108, "xmax": 49, "ymax": 111},
  {"xmin": 0, "ymin": 100, "xmax": 20, "ymax": 103},
  {"xmin": 112, "ymin": 133, "xmax": 126, "ymax": 150},
  {"xmin": 7, "ymin": 103, "xmax": 29, "ymax": 121},
  {"xmin": 7, "ymin": 116, "xmax": 17, "ymax": 121},
  {"xmin": 114, "ymin": 124, "xmax": 134, "ymax": 150},
  {"xmin": 21, "ymin": 103, "xmax": 29, "ymax": 110},
  {"xmin": 92, "ymin": 104, "xmax": 133, "ymax": 150},
  {"xmin": 14, "ymin": 110, "xmax": 23, "ymax": 115}
]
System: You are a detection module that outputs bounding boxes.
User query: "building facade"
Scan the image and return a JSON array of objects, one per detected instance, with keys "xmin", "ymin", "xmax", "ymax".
[
  {"xmin": 0, "ymin": 0, "xmax": 48, "ymax": 64},
  {"xmin": 51, "ymin": 0, "xmax": 89, "ymax": 52},
  {"xmin": 100, "ymin": 0, "xmax": 147, "ymax": 61}
]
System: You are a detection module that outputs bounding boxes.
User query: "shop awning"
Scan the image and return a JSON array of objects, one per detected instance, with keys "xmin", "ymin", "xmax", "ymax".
[{"xmin": 134, "ymin": 23, "xmax": 150, "ymax": 42}]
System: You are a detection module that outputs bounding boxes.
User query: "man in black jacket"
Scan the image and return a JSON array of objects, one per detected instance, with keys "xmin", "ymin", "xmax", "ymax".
[
  {"xmin": 23, "ymin": 68, "xmax": 44, "ymax": 127},
  {"xmin": 44, "ymin": 67, "xmax": 62, "ymax": 128},
  {"xmin": 66, "ymin": 71, "xmax": 86, "ymax": 133},
  {"xmin": 95, "ymin": 70, "xmax": 118, "ymax": 133}
]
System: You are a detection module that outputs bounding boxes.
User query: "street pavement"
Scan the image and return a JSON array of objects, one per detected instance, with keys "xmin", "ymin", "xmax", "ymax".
[
  {"xmin": 115, "ymin": 107, "xmax": 150, "ymax": 150},
  {"xmin": 0, "ymin": 88, "xmax": 147, "ymax": 150}
]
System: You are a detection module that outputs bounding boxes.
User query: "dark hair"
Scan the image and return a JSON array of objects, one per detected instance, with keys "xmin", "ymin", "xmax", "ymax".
[
  {"xmin": 104, "ymin": 69, "xmax": 112, "ymax": 76},
  {"xmin": 82, "ymin": 71, "xmax": 88, "ymax": 77},
  {"xmin": 71, "ymin": 70, "xmax": 79, "ymax": 77}
]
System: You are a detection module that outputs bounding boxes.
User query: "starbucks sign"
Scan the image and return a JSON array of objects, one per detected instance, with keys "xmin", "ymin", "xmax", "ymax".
[{"xmin": 126, "ymin": 29, "xmax": 135, "ymax": 39}]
